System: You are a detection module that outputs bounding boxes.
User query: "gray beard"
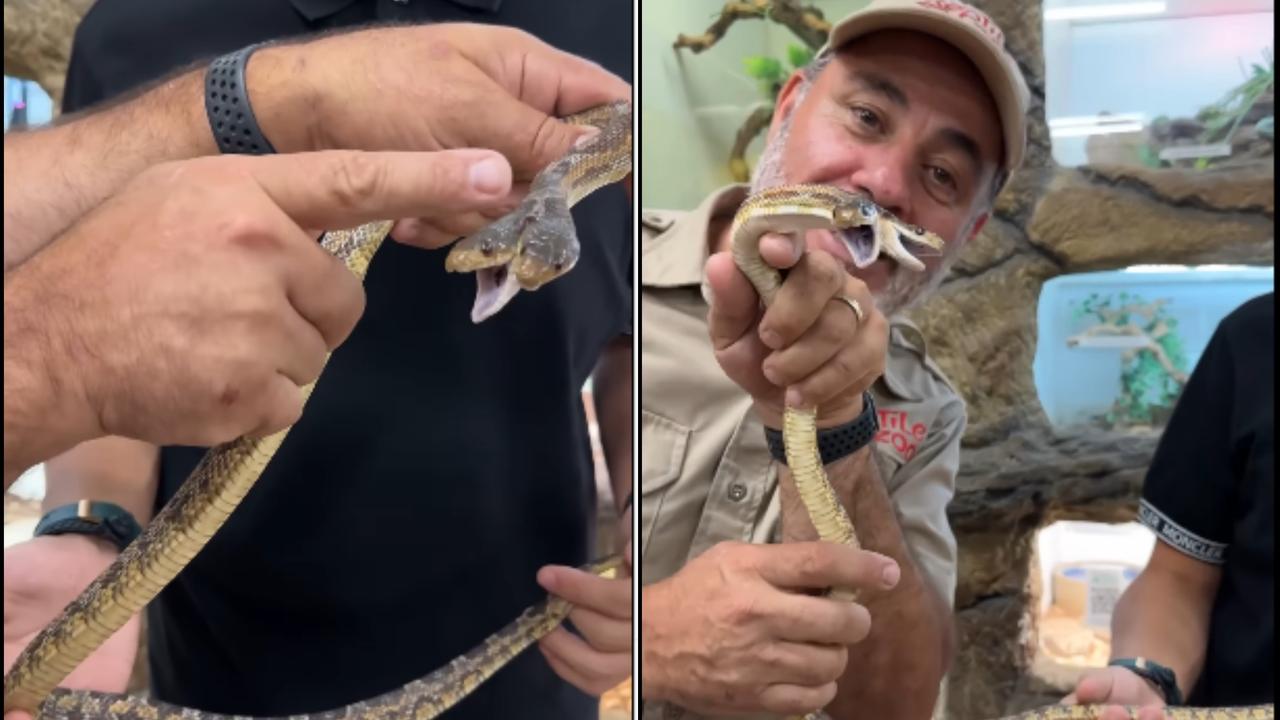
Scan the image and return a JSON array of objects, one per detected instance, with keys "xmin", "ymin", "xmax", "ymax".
[{"xmin": 748, "ymin": 109, "xmax": 957, "ymax": 318}]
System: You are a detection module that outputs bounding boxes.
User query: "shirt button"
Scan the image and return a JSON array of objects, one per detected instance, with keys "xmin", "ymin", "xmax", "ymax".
[{"xmin": 727, "ymin": 483, "xmax": 747, "ymax": 501}]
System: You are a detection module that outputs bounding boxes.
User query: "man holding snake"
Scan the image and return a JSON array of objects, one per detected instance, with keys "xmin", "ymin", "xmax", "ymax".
[{"xmin": 639, "ymin": 1, "xmax": 1027, "ymax": 718}]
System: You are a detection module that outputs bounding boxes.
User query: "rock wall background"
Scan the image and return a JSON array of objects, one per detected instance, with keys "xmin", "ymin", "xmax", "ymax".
[{"xmin": 907, "ymin": 2, "xmax": 1273, "ymax": 718}]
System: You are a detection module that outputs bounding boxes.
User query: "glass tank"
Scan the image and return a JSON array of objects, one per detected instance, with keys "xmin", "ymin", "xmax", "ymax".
[
  {"xmin": 1043, "ymin": 0, "xmax": 1274, "ymax": 171},
  {"xmin": 1034, "ymin": 265, "xmax": 1274, "ymax": 430},
  {"xmin": 3, "ymin": 76, "xmax": 54, "ymax": 132}
]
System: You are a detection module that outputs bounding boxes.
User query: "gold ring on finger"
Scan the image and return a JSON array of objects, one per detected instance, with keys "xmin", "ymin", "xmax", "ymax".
[{"xmin": 836, "ymin": 295, "xmax": 865, "ymax": 324}]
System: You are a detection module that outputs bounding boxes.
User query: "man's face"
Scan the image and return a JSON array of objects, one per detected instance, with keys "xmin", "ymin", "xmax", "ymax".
[{"xmin": 754, "ymin": 30, "xmax": 1004, "ymax": 312}]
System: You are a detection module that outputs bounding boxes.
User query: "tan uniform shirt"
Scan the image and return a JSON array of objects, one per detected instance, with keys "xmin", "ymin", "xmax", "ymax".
[{"xmin": 639, "ymin": 185, "xmax": 964, "ymax": 720}]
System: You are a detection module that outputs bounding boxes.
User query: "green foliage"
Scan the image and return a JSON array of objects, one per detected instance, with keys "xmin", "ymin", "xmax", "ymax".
[
  {"xmin": 787, "ymin": 44, "xmax": 814, "ymax": 70},
  {"xmin": 743, "ymin": 44, "xmax": 814, "ymax": 100},
  {"xmin": 1144, "ymin": 47, "xmax": 1273, "ymax": 169},
  {"xmin": 1068, "ymin": 292, "xmax": 1188, "ymax": 428}
]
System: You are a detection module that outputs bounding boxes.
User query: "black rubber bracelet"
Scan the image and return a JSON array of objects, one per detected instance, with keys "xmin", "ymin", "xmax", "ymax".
[{"xmin": 205, "ymin": 43, "xmax": 277, "ymax": 155}]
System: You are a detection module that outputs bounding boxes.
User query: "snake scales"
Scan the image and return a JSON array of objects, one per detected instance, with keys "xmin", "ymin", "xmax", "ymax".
[
  {"xmin": 727, "ymin": 185, "xmax": 1274, "ymax": 720},
  {"xmin": 3, "ymin": 99, "xmax": 632, "ymax": 719}
]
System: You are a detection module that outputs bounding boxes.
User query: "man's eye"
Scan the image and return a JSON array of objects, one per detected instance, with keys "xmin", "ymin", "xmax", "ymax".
[
  {"xmin": 852, "ymin": 107, "xmax": 881, "ymax": 130},
  {"xmin": 928, "ymin": 166, "xmax": 955, "ymax": 188}
]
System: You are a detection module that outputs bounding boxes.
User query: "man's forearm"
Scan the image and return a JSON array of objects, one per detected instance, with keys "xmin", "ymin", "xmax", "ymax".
[
  {"xmin": 1109, "ymin": 554, "xmax": 1216, "ymax": 699},
  {"xmin": 780, "ymin": 447, "xmax": 951, "ymax": 720},
  {"xmin": 2, "ymin": 48, "xmax": 312, "ymax": 272},
  {"xmin": 3, "ymin": 272, "xmax": 94, "ymax": 486},
  {"xmin": 43, "ymin": 437, "xmax": 162, "ymax": 525},
  {"xmin": 3, "ymin": 69, "xmax": 212, "ymax": 271},
  {"xmin": 593, "ymin": 335, "xmax": 633, "ymax": 510}
]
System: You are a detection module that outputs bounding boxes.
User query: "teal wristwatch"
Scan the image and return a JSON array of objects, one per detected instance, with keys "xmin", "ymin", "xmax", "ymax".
[
  {"xmin": 33, "ymin": 500, "xmax": 142, "ymax": 553},
  {"xmin": 1109, "ymin": 657, "xmax": 1183, "ymax": 705}
]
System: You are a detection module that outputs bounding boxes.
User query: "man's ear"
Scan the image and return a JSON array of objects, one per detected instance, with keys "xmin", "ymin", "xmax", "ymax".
[{"xmin": 768, "ymin": 70, "xmax": 809, "ymax": 144}]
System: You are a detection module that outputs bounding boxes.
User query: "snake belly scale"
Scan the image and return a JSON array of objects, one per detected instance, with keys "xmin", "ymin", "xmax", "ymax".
[
  {"xmin": 3, "ymin": 99, "xmax": 632, "ymax": 720},
  {"xmin": 727, "ymin": 184, "xmax": 1274, "ymax": 720}
]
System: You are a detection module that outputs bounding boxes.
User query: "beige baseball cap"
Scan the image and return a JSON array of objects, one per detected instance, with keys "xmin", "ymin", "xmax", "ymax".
[{"xmin": 819, "ymin": 0, "xmax": 1031, "ymax": 176}]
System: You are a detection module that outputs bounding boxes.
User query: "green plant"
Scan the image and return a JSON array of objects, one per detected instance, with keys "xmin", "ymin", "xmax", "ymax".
[
  {"xmin": 1197, "ymin": 46, "xmax": 1273, "ymax": 145},
  {"xmin": 1070, "ymin": 292, "xmax": 1188, "ymax": 428},
  {"xmin": 743, "ymin": 43, "xmax": 813, "ymax": 100}
]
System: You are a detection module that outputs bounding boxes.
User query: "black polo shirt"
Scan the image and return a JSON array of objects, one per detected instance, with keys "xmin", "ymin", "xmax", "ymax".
[
  {"xmin": 1135, "ymin": 291, "xmax": 1273, "ymax": 706},
  {"xmin": 62, "ymin": 2, "xmax": 631, "ymax": 716}
]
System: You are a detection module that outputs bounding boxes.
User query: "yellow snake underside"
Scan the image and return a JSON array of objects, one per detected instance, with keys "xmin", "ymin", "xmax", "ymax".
[
  {"xmin": 3, "ymin": 99, "xmax": 632, "ymax": 720},
  {"xmin": 728, "ymin": 184, "xmax": 1274, "ymax": 720}
]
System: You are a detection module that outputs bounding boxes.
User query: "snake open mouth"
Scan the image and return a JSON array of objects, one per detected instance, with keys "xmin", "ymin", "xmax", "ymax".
[
  {"xmin": 842, "ymin": 225, "xmax": 879, "ymax": 268},
  {"xmin": 837, "ymin": 223, "xmax": 931, "ymax": 273},
  {"xmin": 472, "ymin": 263, "xmax": 522, "ymax": 323}
]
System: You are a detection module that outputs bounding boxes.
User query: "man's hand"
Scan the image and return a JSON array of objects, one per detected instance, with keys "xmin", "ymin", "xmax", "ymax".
[
  {"xmin": 4, "ymin": 536, "xmax": 139, "ymax": 720},
  {"xmin": 640, "ymin": 540, "xmax": 900, "ymax": 716},
  {"xmin": 706, "ymin": 235, "xmax": 889, "ymax": 431},
  {"xmin": 536, "ymin": 557, "xmax": 632, "ymax": 696},
  {"xmin": 4, "ymin": 147, "xmax": 514, "ymax": 483},
  {"xmin": 1063, "ymin": 667, "xmax": 1168, "ymax": 720},
  {"xmin": 250, "ymin": 24, "xmax": 630, "ymax": 247}
]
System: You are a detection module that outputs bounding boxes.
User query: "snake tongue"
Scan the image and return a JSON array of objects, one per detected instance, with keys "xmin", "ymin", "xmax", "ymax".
[{"xmin": 471, "ymin": 264, "xmax": 522, "ymax": 323}]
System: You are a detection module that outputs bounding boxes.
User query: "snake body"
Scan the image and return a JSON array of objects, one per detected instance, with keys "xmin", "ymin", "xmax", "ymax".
[
  {"xmin": 3, "ymin": 99, "xmax": 632, "ymax": 720},
  {"xmin": 728, "ymin": 184, "xmax": 1273, "ymax": 720}
]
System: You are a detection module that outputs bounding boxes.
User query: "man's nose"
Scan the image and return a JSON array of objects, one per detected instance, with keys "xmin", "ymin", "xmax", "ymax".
[{"xmin": 847, "ymin": 149, "xmax": 912, "ymax": 218}]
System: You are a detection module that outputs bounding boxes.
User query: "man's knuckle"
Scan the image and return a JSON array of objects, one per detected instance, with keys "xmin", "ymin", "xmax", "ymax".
[
  {"xmin": 723, "ymin": 594, "xmax": 759, "ymax": 625},
  {"xmin": 814, "ymin": 253, "xmax": 844, "ymax": 289},
  {"xmin": 332, "ymin": 152, "xmax": 384, "ymax": 208},
  {"xmin": 799, "ymin": 545, "xmax": 833, "ymax": 579}
]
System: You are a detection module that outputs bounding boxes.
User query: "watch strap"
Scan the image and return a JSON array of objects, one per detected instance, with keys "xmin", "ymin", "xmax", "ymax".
[
  {"xmin": 205, "ymin": 43, "xmax": 277, "ymax": 155},
  {"xmin": 33, "ymin": 500, "xmax": 143, "ymax": 554},
  {"xmin": 764, "ymin": 391, "xmax": 879, "ymax": 466},
  {"xmin": 1109, "ymin": 657, "xmax": 1183, "ymax": 706}
]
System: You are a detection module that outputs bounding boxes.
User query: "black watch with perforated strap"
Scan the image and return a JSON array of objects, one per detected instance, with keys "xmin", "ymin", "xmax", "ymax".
[
  {"xmin": 33, "ymin": 500, "xmax": 142, "ymax": 553},
  {"xmin": 763, "ymin": 391, "xmax": 879, "ymax": 466},
  {"xmin": 1110, "ymin": 657, "xmax": 1183, "ymax": 706}
]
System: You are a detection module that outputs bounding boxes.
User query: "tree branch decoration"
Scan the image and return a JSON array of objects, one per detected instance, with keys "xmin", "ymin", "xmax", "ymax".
[
  {"xmin": 673, "ymin": 0, "xmax": 831, "ymax": 181},
  {"xmin": 1066, "ymin": 293, "xmax": 1188, "ymax": 429}
]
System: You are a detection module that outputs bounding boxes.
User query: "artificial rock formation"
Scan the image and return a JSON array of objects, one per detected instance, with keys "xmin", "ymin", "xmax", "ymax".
[
  {"xmin": 905, "ymin": 2, "xmax": 1275, "ymax": 718},
  {"xmin": 3, "ymin": 0, "xmax": 94, "ymax": 108}
]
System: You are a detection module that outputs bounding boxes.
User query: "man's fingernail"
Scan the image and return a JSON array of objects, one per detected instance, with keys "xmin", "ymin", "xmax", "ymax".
[
  {"xmin": 574, "ymin": 127, "xmax": 602, "ymax": 148},
  {"xmin": 537, "ymin": 566, "xmax": 557, "ymax": 590},
  {"xmin": 760, "ymin": 329, "xmax": 781, "ymax": 348},
  {"xmin": 881, "ymin": 563, "xmax": 900, "ymax": 588},
  {"xmin": 469, "ymin": 157, "xmax": 509, "ymax": 195},
  {"xmin": 762, "ymin": 364, "xmax": 779, "ymax": 385},
  {"xmin": 785, "ymin": 388, "xmax": 803, "ymax": 407}
]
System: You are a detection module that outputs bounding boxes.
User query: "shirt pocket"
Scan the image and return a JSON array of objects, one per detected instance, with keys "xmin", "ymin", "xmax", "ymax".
[{"xmin": 640, "ymin": 409, "xmax": 691, "ymax": 566}]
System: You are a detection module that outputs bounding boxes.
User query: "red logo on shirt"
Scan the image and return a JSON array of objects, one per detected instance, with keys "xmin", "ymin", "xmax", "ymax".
[
  {"xmin": 916, "ymin": 0, "xmax": 1005, "ymax": 47},
  {"xmin": 876, "ymin": 409, "xmax": 927, "ymax": 461}
]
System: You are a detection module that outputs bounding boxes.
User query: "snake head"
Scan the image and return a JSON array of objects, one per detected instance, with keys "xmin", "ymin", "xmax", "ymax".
[
  {"xmin": 510, "ymin": 193, "xmax": 580, "ymax": 291},
  {"xmin": 831, "ymin": 195, "xmax": 944, "ymax": 273}
]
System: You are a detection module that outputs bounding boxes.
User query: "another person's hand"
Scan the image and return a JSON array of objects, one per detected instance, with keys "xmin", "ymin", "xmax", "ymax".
[
  {"xmin": 1063, "ymin": 666, "xmax": 1168, "ymax": 720},
  {"xmin": 3, "ymin": 536, "xmax": 139, "ymax": 720},
  {"xmin": 536, "ymin": 554, "xmax": 632, "ymax": 696},
  {"xmin": 250, "ymin": 23, "xmax": 632, "ymax": 247},
  {"xmin": 640, "ymin": 540, "xmax": 900, "ymax": 716},
  {"xmin": 706, "ymin": 235, "xmax": 889, "ymax": 432},
  {"xmin": 4, "ymin": 147, "xmax": 514, "ymax": 472}
]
